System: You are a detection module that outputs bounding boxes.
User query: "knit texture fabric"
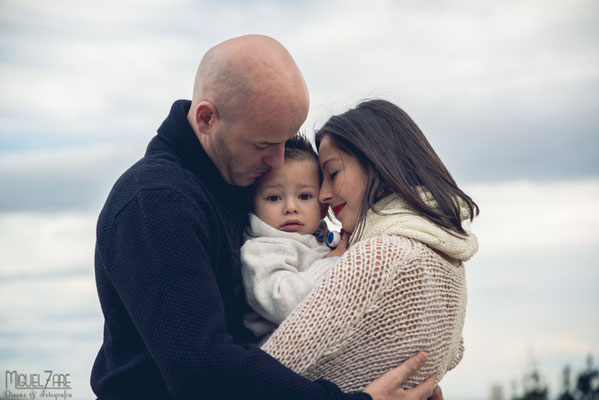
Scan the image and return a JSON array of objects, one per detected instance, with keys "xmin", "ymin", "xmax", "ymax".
[
  {"xmin": 261, "ymin": 195, "xmax": 474, "ymax": 392},
  {"xmin": 241, "ymin": 214, "xmax": 335, "ymax": 336},
  {"xmin": 360, "ymin": 192, "xmax": 478, "ymax": 261}
]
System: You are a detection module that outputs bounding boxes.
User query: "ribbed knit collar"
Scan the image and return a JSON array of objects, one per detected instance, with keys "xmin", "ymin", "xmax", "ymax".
[{"xmin": 150, "ymin": 99, "xmax": 251, "ymax": 212}]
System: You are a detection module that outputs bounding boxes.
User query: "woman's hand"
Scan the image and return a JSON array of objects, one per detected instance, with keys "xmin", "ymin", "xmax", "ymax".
[{"xmin": 363, "ymin": 352, "xmax": 442, "ymax": 400}]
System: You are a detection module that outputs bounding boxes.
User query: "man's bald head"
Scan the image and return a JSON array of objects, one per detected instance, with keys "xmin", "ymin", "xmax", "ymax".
[
  {"xmin": 190, "ymin": 34, "xmax": 309, "ymax": 122},
  {"xmin": 187, "ymin": 35, "xmax": 310, "ymax": 187}
]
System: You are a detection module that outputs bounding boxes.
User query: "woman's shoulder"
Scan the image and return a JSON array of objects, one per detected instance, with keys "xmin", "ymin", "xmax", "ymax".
[
  {"xmin": 352, "ymin": 234, "xmax": 423, "ymax": 254},
  {"xmin": 345, "ymin": 235, "xmax": 426, "ymax": 269},
  {"xmin": 353, "ymin": 234, "xmax": 462, "ymax": 268}
]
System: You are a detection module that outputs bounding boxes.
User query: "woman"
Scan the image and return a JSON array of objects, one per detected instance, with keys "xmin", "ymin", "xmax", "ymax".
[{"xmin": 260, "ymin": 99, "xmax": 479, "ymax": 393}]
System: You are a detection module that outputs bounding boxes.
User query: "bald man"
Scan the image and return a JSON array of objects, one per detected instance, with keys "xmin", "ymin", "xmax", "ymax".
[{"xmin": 91, "ymin": 35, "xmax": 441, "ymax": 400}]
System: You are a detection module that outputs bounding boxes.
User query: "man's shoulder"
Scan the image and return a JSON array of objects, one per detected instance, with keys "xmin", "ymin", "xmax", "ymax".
[
  {"xmin": 99, "ymin": 152, "xmax": 215, "ymax": 224},
  {"xmin": 126, "ymin": 151, "xmax": 198, "ymax": 188}
]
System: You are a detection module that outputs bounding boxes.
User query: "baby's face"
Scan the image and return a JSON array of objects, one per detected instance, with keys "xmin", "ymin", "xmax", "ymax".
[{"xmin": 253, "ymin": 159, "xmax": 322, "ymax": 235}]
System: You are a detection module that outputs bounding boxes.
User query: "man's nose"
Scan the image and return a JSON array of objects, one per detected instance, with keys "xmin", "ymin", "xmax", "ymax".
[{"xmin": 263, "ymin": 143, "xmax": 285, "ymax": 169}]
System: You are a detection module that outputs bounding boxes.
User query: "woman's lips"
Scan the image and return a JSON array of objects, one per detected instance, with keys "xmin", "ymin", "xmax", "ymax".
[{"xmin": 332, "ymin": 203, "xmax": 346, "ymax": 217}]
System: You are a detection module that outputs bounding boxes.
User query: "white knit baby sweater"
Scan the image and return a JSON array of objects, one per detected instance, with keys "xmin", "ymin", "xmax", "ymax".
[
  {"xmin": 241, "ymin": 214, "xmax": 335, "ymax": 337},
  {"xmin": 261, "ymin": 194, "xmax": 478, "ymax": 392}
]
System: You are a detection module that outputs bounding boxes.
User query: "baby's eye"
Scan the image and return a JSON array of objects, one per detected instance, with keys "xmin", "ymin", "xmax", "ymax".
[
  {"xmin": 299, "ymin": 193, "xmax": 313, "ymax": 200},
  {"xmin": 266, "ymin": 195, "xmax": 281, "ymax": 202}
]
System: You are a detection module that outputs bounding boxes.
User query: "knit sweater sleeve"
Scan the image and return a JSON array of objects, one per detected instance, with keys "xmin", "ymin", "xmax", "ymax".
[
  {"xmin": 241, "ymin": 237, "xmax": 335, "ymax": 325},
  {"xmin": 261, "ymin": 235, "xmax": 467, "ymax": 393},
  {"xmin": 97, "ymin": 188, "xmax": 370, "ymax": 400}
]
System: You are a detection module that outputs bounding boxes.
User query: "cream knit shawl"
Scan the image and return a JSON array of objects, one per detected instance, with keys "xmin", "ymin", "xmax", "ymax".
[
  {"xmin": 261, "ymin": 191, "xmax": 475, "ymax": 392},
  {"xmin": 359, "ymin": 192, "xmax": 478, "ymax": 261}
]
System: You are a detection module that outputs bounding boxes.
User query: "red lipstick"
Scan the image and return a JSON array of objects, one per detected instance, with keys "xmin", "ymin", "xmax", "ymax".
[{"xmin": 331, "ymin": 203, "xmax": 346, "ymax": 217}]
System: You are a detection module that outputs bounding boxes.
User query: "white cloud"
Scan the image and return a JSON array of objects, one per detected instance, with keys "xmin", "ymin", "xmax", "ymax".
[
  {"xmin": 436, "ymin": 179, "xmax": 599, "ymax": 398},
  {"xmin": 2, "ymin": 0, "xmax": 598, "ymax": 149},
  {"xmin": 0, "ymin": 212, "xmax": 97, "ymax": 276},
  {"xmin": 0, "ymin": 275, "xmax": 102, "ymax": 399},
  {"xmin": 0, "ymin": 143, "xmax": 146, "ymax": 211},
  {"xmin": 290, "ymin": 0, "xmax": 599, "ymax": 102},
  {"xmin": 465, "ymin": 180, "xmax": 599, "ymax": 255}
]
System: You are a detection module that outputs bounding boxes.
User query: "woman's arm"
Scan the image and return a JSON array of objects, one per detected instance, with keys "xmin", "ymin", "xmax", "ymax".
[
  {"xmin": 261, "ymin": 235, "xmax": 465, "ymax": 393},
  {"xmin": 261, "ymin": 236, "xmax": 412, "ymax": 380}
]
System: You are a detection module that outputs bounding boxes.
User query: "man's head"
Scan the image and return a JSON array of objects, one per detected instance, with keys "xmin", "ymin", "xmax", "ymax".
[
  {"xmin": 253, "ymin": 135, "xmax": 322, "ymax": 235},
  {"xmin": 187, "ymin": 35, "xmax": 310, "ymax": 187}
]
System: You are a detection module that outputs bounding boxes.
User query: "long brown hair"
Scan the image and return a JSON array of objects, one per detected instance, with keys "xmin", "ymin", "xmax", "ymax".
[{"xmin": 315, "ymin": 99, "xmax": 479, "ymax": 241}]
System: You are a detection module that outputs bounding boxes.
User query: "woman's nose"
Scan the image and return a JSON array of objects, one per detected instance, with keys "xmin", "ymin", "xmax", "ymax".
[
  {"xmin": 319, "ymin": 181, "xmax": 333, "ymax": 204},
  {"xmin": 318, "ymin": 188, "xmax": 333, "ymax": 204}
]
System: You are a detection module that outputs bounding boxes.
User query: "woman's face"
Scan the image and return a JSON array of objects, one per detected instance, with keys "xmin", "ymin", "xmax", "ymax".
[{"xmin": 318, "ymin": 135, "xmax": 367, "ymax": 234}]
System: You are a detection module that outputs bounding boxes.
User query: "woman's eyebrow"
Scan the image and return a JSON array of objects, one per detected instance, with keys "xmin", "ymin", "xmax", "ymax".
[{"xmin": 320, "ymin": 158, "xmax": 338, "ymax": 169}]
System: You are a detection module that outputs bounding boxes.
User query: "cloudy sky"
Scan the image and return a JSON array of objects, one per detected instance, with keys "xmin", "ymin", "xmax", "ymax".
[{"xmin": 1, "ymin": 0, "xmax": 598, "ymax": 399}]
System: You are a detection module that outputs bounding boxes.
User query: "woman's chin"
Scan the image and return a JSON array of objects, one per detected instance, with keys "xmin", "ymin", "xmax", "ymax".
[
  {"xmin": 338, "ymin": 219, "xmax": 354, "ymax": 234},
  {"xmin": 340, "ymin": 225, "xmax": 352, "ymax": 234}
]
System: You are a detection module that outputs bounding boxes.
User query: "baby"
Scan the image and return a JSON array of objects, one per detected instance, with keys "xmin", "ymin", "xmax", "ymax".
[{"xmin": 241, "ymin": 134, "xmax": 340, "ymax": 340}]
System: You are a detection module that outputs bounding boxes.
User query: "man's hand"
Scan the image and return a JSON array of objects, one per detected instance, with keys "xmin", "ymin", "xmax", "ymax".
[
  {"xmin": 431, "ymin": 385, "xmax": 443, "ymax": 400},
  {"xmin": 362, "ymin": 352, "xmax": 442, "ymax": 400}
]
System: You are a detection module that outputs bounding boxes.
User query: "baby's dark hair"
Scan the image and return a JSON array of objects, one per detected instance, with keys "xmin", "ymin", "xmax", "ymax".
[
  {"xmin": 284, "ymin": 133, "xmax": 319, "ymax": 165},
  {"xmin": 249, "ymin": 134, "xmax": 320, "ymax": 208}
]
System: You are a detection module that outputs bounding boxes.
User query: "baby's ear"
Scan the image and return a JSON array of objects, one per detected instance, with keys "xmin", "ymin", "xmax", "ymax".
[{"xmin": 319, "ymin": 202, "xmax": 328, "ymax": 219}]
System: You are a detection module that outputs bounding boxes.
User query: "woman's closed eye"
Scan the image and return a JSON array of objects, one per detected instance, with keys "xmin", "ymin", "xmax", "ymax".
[{"xmin": 329, "ymin": 171, "xmax": 338, "ymax": 180}]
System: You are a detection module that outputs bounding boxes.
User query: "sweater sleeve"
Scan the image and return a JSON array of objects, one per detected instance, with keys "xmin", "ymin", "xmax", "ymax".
[
  {"xmin": 98, "ymin": 189, "xmax": 370, "ymax": 400},
  {"xmin": 241, "ymin": 238, "xmax": 336, "ymax": 325},
  {"xmin": 261, "ymin": 235, "xmax": 466, "ymax": 393},
  {"xmin": 260, "ymin": 237, "xmax": 400, "ymax": 377}
]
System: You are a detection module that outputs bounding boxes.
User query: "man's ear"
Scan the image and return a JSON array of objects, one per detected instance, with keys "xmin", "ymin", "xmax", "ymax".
[{"xmin": 194, "ymin": 101, "xmax": 219, "ymax": 135}]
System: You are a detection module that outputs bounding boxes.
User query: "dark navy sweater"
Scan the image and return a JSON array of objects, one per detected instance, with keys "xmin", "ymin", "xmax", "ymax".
[{"xmin": 91, "ymin": 100, "xmax": 371, "ymax": 400}]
